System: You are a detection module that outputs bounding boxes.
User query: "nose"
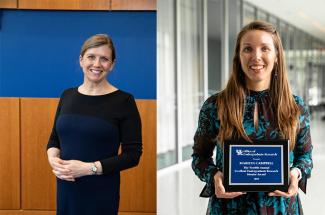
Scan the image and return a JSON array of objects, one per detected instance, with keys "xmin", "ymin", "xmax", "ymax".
[
  {"xmin": 252, "ymin": 49, "xmax": 262, "ymax": 60},
  {"xmin": 93, "ymin": 57, "xmax": 101, "ymax": 67}
]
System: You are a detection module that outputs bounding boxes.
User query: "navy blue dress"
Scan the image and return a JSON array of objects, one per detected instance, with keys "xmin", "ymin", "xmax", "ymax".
[{"xmin": 47, "ymin": 88, "xmax": 142, "ymax": 215}]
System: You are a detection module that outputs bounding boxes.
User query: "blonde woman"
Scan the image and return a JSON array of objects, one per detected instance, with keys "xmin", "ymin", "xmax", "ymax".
[
  {"xmin": 47, "ymin": 34, "xmax": 142, "ymax": 215},
  {"xmin": 192, "ymin": 21, "xmax": 312, "ymax": 214}
]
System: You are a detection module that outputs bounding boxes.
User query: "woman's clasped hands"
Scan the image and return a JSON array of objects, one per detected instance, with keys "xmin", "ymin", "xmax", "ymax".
[{"xmin": 48, "ymin": 156, "xmax": 93, "ymax": 182}]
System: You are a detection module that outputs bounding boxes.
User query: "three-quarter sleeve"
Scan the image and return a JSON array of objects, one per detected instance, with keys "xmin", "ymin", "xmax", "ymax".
[
  {"xmin": 100, "ymin": 95, "xmax": 142, "ymax": 174},
  {"xmin": 192, "ymin": 96, "xmax": 220, "ymax": 197},
  {"xmin": 47, "ymin": 92, "xmax": 65, "ymax": 150},
  {"xmin": 292, "ymin": 96, "xmax": 313, "ymax": 193}
]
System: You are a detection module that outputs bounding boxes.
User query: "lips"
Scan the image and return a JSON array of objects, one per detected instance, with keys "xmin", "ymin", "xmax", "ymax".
[
  {"xmin": 249, "ymin": 65, "xmax": 265, "ymax": 70},
  {"xmin": 90, "ymin": 69, "xmax": 102, "ymax": 75}
]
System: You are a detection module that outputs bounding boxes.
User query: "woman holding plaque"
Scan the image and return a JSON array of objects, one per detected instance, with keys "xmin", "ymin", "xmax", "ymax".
[{"xmin": 192, "ymin": 20, "xmax": 313, "ymax": 214}]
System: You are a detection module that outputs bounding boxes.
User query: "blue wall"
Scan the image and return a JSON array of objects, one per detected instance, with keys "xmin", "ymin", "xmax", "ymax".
[{"xmin": 0, "ymin": 10, "xmax": 156, "ymax": 99}]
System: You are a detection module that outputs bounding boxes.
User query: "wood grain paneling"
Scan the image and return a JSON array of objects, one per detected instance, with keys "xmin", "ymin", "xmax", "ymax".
[
  {"xmin": 20, "ymin": 98, "xmax": 58, "ymax": 210},
  {"xmin": 19, "ymin": 0, "xmax": 110, "ymax": 10},
  {"xmin": 119, "ymin": 100, "xmax": 156, "ymax": 212},
  {"xmin": 0, "ymin": 211, "xmax": 55, "ymax": 215},
  {"xmin": 19, "ymin": 98, "xmax": 156, "ymax": 212},
  {"xmin": 0, "ymin": 98, "xmax": 20, "ymax": 209},
  {"xmin": 111, "ymin": 0, "xmax": 156, "ymax": 10},
  {"xmin": 0, "ymin": 0, "xmax": 17, "ymax": 8},
  {"xmin": 0, "ymin": 211, "xmax": 155, "ymax": 215}
]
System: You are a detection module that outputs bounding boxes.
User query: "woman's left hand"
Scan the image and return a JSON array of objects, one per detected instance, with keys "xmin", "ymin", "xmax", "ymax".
[{"xmin": 268, "ymin": 169, "xmax": 299, "ymax": 197}]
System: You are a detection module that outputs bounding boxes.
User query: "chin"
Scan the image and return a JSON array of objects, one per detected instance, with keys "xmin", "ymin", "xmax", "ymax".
[{"xmin": 87, "ymin": 77, "xmax": 105, "ymax": 83}]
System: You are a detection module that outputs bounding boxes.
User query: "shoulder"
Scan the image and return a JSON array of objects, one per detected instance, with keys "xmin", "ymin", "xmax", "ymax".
[
  {"xmin": 202, "ymin": 93, "xmax": 219, "ymax": 107},
  {"xmin": 114, "ymin": 90, "xmax": 139, "ymax": 116},
  {"xmin": 112, "ymin": 90, "xmax": 138, "ymax": 112},
  {"xmin": 114, "ymin": 90, "xmax": 136, "ymax": 104},
  {"xmin": 116, "ymin": 90, "xmax": 134, "ymax": 99},
  {"xmin": 60, "ymin": 87, "xmax": 76, "ymax": 98},
  {"xmin": 293, "ymin": 94, "xmax": 305, "ymax": 106},
  {"xmin": 293, "ymin": 94, "xmax": 308, "ymax": 109},
  {"xmin": 200, "ymin": 93, "xmax": 219, "ymax": 113},
  {"xmin": 293, "ymin": 94, "xmax": 310, "ymax": 115}
]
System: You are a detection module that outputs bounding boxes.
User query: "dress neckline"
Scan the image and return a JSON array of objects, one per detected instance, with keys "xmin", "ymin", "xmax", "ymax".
[
  {"xmin": 247, "ymin": 89, "xmax": 269, "ymax": 98},
  {"xmin": 75, "ymin": 87, "xmax": 120, "ymax": 97}
]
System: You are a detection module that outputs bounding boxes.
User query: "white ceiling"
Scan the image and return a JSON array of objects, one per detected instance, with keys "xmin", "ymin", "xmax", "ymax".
[{"xmin": 245, "ymin": 0, "xmax": 325, "ymax": 42}]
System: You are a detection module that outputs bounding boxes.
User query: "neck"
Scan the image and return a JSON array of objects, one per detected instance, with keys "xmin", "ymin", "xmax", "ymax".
[
  {"xmin": 79, "ymin": 80, "xmax": 117, "ymax": 95},
  {"xmin": 246, "ymin": 80, "xmax": 270, "ymax": 92}
]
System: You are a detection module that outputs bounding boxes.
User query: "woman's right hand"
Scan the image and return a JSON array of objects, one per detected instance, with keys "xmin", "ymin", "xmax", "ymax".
[
  {"xmin": 214, "ymin": 171, "xmax": 245, "ymax": 198},
  {"xmin": 48, "ymin": 157, "xmax": 75, "ymax": 182},
  {"xmin": 47, "ymin": 147, "xmax": 75, "ymax": 182}
]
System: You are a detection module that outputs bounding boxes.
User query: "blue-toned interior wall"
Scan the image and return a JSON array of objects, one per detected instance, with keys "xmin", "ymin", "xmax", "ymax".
[{"xmin": 0, "ymin": 10, "xmax": 156, "ymax": 99}]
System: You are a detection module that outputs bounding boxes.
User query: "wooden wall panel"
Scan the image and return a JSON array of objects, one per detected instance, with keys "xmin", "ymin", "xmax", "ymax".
[
  {"xmin": 0, "ymin": 98, "xmax": 20, "ymax": 209},
  {"xmin": 119, "ymin": 100, "xmax": 156, "ymax": 212},
  {"xmin": 19, "ymin": 0, "xmax": 110, "ymax": 10},
  {"xmin": 19, "ymin": 98, "xmax": 156, "ymax": 213},
  {"xmin": 111, "ymin": 0, "xmax": 156, "ymax": 10},
  {"xmin": 0, "ymin": 211, "xmax": 55, "ymax": 215},
  {"xmin": 0, "ymin": 0, "xmax": 17, "ymax": 8},
  {"xmin": 20, "ymin": 98, "xmax": 58, "ymax": 210},
  {"xmin": 0, "ymin": 211, "xmax": 155, "ymax": 215}
]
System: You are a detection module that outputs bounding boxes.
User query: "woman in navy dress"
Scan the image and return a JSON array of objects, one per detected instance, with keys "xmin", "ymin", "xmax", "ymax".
[
  {"xmin": 192, "ymin": 21, "xmax": 313, "ymax": 214},
  {"xmin": 47, "ymin": 34, "xmax": 142, "ymax": 215}
]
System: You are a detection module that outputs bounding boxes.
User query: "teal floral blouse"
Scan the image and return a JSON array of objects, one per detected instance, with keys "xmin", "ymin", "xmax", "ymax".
[{"xmin": 192, "ymin": 90, "xmax": 313, "ymax": 215}]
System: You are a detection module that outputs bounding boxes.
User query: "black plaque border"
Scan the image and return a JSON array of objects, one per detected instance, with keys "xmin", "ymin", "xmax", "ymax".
[{"xmin": 223, "ymin": 139, "xmax": 289, "ymax": 192}]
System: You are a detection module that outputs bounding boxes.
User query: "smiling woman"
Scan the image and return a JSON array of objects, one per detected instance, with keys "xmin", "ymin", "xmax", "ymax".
[
  {"xmin": 46, "ymin": 34, "xmax": 143, "ymax": 215},
  {"xmin": 192, "ymin": 20, "xmax": 313, "ymax": 215},
  {"xmin": 79, "ymin": 34, "xmax": 117, "ymax": 94},
  {"xmin": 239, "ymin": 30, "xmax": 278, "ymax": 91}
]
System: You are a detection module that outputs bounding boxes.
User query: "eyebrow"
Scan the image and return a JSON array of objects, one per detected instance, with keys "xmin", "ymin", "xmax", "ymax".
[
  {"xmin": 242, "ymin": 42, "xmax": 273, "ymax": 46},
  {"xmin": 85, "ymin": 54, "xmax": 111, "ymax": 58}
]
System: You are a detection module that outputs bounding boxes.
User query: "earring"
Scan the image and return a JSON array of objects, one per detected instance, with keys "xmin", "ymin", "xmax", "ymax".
[
  {"xmin": 274, "ymin": 70, "xmax": 278, "ymax": 79},
  {"xmin": 274, "ymin": 62, "xmax": 278, "ymax": 79}
]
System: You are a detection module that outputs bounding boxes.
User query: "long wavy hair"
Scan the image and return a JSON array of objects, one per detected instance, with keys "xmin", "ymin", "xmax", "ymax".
[{"xmin": 216, "ymin": 20, "xmax": 300, "ymax": 150}]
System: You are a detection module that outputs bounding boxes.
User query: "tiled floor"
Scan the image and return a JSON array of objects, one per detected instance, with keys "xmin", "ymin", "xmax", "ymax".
[{"xmin": 158, "ymin": 114, "xmax": 325, "ymax": 215}]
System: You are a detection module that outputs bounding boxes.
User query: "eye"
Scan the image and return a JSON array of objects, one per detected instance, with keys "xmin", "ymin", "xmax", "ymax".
[
  {"xmin": 100, "ymin": 57, "xmax": 109, "ymax": 62},
  {"xmin": 87, "ymin": 55, "xmax": 96, "ymax": 60},
  {"xmin": 262, "ymin": 46, "xmax": 270, "ymax": 52},
  {"xmin": 242, "ymin": 46, "xmax": 252, "ymax": 52},
  {"xmin": 100, "ymin": 57, "xmax": 112, "ymax": 63}
]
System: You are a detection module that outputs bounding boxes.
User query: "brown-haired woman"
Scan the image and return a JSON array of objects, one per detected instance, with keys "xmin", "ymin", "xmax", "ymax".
[
  {"xmin": 192, "ymin": 21, "xmax": 313, "ymax": 214},
  {"xmin": 47, "ymin": 34, "xmax": 142, "ymax": 215}
]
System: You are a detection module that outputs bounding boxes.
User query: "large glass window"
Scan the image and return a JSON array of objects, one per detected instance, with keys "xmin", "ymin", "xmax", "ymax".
[
  {"xmin": 177, "ymin": 0, "xmax": 205, "ymax": 161},
  {"xmin": 207, "ymin": 0, "xmax": 224, "ymax": 94},
  {"xmin": 157, "ymin": 0, "xmax": 205, "ymax": 168},
  {"xmin": 256, "ymin": 9, "xmax": 267, "ymax": 21},
  {"xmin": 157, "ymin": 0, "xmax": 177, "ymax": 169},
  {"xmin": 243, "ymin": 3, "xmax": 255, "ymax": 25}
]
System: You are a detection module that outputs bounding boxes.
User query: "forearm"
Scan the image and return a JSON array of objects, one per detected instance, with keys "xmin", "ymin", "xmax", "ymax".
[
  {"xmin": 192, "ymin": 154, "xmax": 218, "ymax": 183},
  {"xmin": 100, "ymin": 142, "xmax": 142, "ymax": 174},
  {"xmin": 192, "ymin": 134, "xmax": 221, "ymax": 183},
  {"xmin": 47, "ymin": 147, "xmax": 60, "ymax": 159}
]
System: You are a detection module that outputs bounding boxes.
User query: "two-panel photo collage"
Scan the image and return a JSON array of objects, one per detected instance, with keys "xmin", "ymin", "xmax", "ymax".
[{"xmin": 0, "ymin": 0, "xmax": 324, "ymax": 215}]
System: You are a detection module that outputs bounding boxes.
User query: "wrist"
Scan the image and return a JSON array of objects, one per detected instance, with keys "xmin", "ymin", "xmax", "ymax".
[
  {"xmin": 291, "ymin": 167, "xmax": 302, "ymax": 181},
  {"xmin": 89, "ymin": 162, "xmax": 98, "ymax": 175}
]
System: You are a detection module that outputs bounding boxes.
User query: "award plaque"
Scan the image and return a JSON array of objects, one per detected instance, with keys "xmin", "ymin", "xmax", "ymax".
[{"xmin": 223, "ymin": 139, "xmax": 289, "ymax": 192}]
